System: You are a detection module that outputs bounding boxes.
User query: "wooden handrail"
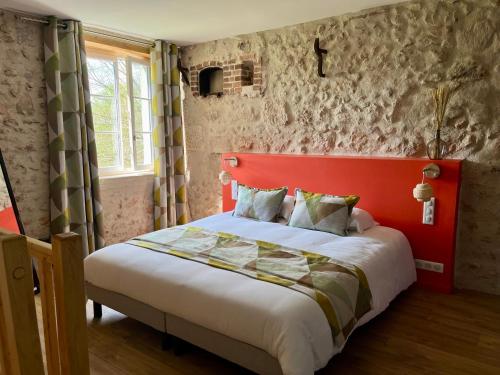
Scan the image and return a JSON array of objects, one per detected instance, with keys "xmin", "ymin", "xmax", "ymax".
[
  {"xmin": 0, "ymin": 231, "xmax": 89, "ymax": 375},
  {"xmin": 27, "ymin": 237, "xmax": 53, "ymax": 263},
  {"xmin": 0, "ymin": 228, "xmax": 53, "ymax": 263},
  {"xmin": 0, "ymin": 233, "xmax": 44, "ymax": 375}
]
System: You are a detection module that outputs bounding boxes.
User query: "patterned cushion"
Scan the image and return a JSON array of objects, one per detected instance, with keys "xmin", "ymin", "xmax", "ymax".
[
  {"xmin": 288, "ymin": 189, "xmax": 360, "ymax": 236},
  {"xmin": 233, "ymin": 184, "xmax": 288, "ymax": 222},
  {"xmin": 277, "ymin": 195, "xmax": 295, "ymax": 224}
]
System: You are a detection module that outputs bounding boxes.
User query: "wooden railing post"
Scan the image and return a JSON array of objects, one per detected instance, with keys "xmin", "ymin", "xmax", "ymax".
[
  {"xmin": 52, "ymin": 232, "xmax": 90, "ymax": 375},
  {"xmin": 0, "ymin": 233, "xmax": 44, "ymax": 375},
  {"xmin": 38, "ymin": 257, "xmax": 61, "ymax": 375}
]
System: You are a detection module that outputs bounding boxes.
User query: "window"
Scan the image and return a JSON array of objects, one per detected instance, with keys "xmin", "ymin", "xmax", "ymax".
[{"xmin": 87, "ymin": 46, "xmax": 153, "ymax": 175}]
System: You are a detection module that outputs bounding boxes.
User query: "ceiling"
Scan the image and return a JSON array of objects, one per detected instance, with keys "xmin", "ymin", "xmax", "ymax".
[{"xmin": 1, "ymin": 0, "xmax": 402, "ymax": 45}]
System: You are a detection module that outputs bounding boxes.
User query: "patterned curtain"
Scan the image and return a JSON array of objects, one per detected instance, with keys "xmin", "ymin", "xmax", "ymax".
[
  {"xmin": 150, "ymin": 41, "xmax": 188, "ymax": 229},
  {"xmin": 44, "ymin": 17, "xmax": 104, "ymax": 256}
]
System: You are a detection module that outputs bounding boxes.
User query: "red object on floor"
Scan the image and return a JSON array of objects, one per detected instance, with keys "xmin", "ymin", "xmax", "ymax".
[
  {"xmin": 0, "ymin": 206, "xmax": 20, "ymax": 234},
  {"xmin": 221, "ymin": 153, "xmax": 462, "ymax": 293}
]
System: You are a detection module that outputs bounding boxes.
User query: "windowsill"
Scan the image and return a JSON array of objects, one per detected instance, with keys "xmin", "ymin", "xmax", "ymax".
[
  {"xmin": 99, "ymin": 170, "xmax": 154, "ymax": 180},
  {"xmin": 99, "ymin": 170, "xmax": 154, "ymax": 193}
]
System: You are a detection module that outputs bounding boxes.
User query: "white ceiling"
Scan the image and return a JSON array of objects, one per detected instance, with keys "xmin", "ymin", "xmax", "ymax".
[{"xmin": 1, "ymin": 0, "xmax": 402, "ymax": 45}]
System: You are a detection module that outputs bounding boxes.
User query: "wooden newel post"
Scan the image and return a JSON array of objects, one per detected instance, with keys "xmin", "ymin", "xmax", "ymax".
[
  {"xmin": 0, "ymin": 233, "xmax": 44, "ymax": 375},
  {"xmin": 52, "ymin": 232, "xmax": 90, "ymax": 375}
]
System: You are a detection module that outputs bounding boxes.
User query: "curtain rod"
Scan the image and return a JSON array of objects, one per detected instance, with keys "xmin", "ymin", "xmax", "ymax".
[
  {"xmin": 20, "ymin": 16, "xmax": 66, "ymax": 28},
  {"xmin": 16, "ymin": 13, "xmax": 154, "ymax": 47},
  {"xmin": 83, "ymin": 28, "xmax": 155, "ymax": 48}
]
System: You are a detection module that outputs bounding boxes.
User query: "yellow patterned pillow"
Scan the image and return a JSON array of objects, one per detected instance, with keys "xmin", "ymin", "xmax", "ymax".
[{"xmin": 288, "ymin": 189, "xmax": 360, "ymax": 236}]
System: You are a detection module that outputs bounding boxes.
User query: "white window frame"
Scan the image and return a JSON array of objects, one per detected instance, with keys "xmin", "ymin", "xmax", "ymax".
[
  {"xmin": 89, "ymin": 56, "xmax": 124, "ymax": 175},
  {"xmin": 127, "ymin": 57, "xmax": 154, "ymax": 172},
  {"xmin": 88, "ymin": 53, "xmax": 153, "ymax": 177}
]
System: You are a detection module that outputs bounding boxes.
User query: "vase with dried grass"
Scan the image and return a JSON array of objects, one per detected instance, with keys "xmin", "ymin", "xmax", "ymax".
[{"xmin": 427, "ymin": 85, "xmax": 451, "ymax": 160}]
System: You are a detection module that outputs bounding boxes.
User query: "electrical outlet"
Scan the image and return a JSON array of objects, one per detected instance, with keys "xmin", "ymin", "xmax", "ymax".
[
  {"xmin": 422, "ymin": 197, "xmax": 435, "ymax": 225},
  {"xmin": 231, "ymin": 180, "xmax": 238, "ymax": 200},
  {"xmin": 431, "ymin": 262, "xmax": 444, "ymax": 273},
  {"xmin": 414, "ymin": 258, "xmax": 444, "ymax": 273}
]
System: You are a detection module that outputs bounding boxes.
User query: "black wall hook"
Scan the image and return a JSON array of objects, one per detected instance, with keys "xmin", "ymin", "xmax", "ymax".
[{"xmin": 314, "ymin": 38, "xmax": 327, "ymax": 78}]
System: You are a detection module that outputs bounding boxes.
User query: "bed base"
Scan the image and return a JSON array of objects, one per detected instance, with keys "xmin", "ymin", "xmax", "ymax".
[{"xmin": 86, "ymin": 282, "xmax": 283, "ymax": 375}]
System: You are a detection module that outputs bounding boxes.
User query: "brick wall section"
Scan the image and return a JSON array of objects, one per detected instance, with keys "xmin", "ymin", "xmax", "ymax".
[
  {"xmin": 189, "ymin": 55, "xmax": 261, "ymax": 96},
  {"xmin": 240, "ymin": 62, "xmax": 253, "ymax": 86}
]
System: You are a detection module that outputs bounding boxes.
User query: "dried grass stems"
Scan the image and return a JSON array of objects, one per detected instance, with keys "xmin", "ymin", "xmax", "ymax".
[{"xmin": 433, "ymin": 85, "xmax": 451, "ymax": 130}]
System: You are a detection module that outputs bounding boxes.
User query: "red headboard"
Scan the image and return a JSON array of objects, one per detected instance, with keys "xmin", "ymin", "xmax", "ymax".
[{"xmin": 221, "ymin": 153, "xmax": 462, "ymax": 293}]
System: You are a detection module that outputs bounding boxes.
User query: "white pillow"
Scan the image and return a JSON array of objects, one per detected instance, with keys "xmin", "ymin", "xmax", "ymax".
[
  {"xmin": 349, "ymin": 208, "xmax": 378, "ymax": 233},
  {"xmin": 277, "ymin": 195, "xmax": 295, "ymax": 224}
]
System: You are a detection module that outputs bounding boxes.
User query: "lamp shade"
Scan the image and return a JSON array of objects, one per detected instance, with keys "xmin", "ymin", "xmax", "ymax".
[
  {"xmin": 413, "ymin": 183, "xmax": 433, "ymax": 202},
  {"xmin": 219, "ymin": 170, "xmax": 232, "ymax": 185}
]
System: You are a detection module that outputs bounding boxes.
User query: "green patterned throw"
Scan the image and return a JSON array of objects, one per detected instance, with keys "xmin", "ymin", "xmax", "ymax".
[{"xmin": 127, "ymin": 226, "xmax": 373, "ymax": 346}]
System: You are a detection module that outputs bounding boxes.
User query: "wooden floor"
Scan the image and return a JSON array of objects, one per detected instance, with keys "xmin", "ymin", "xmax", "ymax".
[{"xmin": 36, "ymin": 286, "xmax": 500, "ymax": 374}]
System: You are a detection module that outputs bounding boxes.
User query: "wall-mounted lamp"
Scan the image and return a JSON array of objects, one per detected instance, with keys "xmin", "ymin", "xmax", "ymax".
[
  {"xmin": 413, "ymin": 163, "xmax": 440, "ymax": 202},
  {"xmin": 219, "ymin": 156, "xmax": 237, "ymax": 185},
  {"xmin": 422, "ymin": 163, "xmax": 440, "ymax": 179},
  {"xmin": 219, "ymin": 170, "xmax": 233, "ymax": 186},
  {"xmin": 223, "ymin": 156, "xmax": 238, "ymax": 168},
  {"xmin": 219, "ymin": 156, "xmax": 239, "ymax": 200}
]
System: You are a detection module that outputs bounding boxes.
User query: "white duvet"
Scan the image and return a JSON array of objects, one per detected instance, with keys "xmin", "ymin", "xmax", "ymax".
[{"xmin": 85, "ymin": 213, "xmax": 416, "ymax": 375}]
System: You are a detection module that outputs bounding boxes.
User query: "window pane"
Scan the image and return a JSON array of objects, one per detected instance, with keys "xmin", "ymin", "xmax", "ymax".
[
  {"xmin": 91, "ymin": 96, "xmax": 116, "ymax": 132},
  {"xmin": 135, "ymin": 132, "xmax": 152, "ymax": 166},
  {"xmin": 88, "ymin": 58, "xmax": 116, "ymax": 96},
  {"xmin": 134, "ymin": 98, "xmax": 152, "ymax": 132},
  {"xmin": 95, "ymin": 133, "xmax": 121, "ymax": 168},
  {"xmin": 132, "ymin": 62, "xmax": 150, "ymax": 98},
  {"xmin": 117, "ymin": 59, "xmax": 132, "ymax": 169}
]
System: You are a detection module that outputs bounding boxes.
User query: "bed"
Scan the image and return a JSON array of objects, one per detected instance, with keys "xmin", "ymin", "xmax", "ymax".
[
  {"xmin": 85, "ymin": 212, "xmax": 416, "ymax": 375},
  {"xmin": 85, "ymin": 154, "xmax": 462, "ymax": 374}
]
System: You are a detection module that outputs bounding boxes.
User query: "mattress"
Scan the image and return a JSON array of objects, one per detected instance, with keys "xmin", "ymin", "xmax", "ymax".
[{"xmin": 84, "ymin": 213, "xmax": 416, "ymax": 375}]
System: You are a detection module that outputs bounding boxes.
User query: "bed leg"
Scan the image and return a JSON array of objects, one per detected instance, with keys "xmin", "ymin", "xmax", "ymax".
[
  {"xmin": 93, "ymin": 301, "xmax": 102, "ymax": 319},
  {"xmin": 173, "ymin": 336, "xmax": 188, "ymax": 356},
  {"xmin": 161, "ymin": 332, "xmax": 172, "ymax": 351}
]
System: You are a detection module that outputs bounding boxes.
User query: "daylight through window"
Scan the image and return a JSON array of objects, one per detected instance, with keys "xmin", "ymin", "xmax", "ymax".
[{"xmin": 87, "ymin": 49, "xmax": 153, "ymax": 174}]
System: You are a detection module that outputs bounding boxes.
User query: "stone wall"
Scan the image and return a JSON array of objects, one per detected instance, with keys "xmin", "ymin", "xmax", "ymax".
[
  {"xmin": 181, "ymin": 0, "xmax": 500, "ymax": 294},
  {"xmin": 0, "ymin": 10, "xmax": 154, "ymax": 245},
  {"xmin": 100, "ymin": 174, "xmax": 154, "ymax": 245},
  {"xmin": 0, "ymin": 10, "xmax": 49, "ymax": 238},
  {"xmin": 0, "ymin": 173, "xmax": 10, "ymax": 210}
]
